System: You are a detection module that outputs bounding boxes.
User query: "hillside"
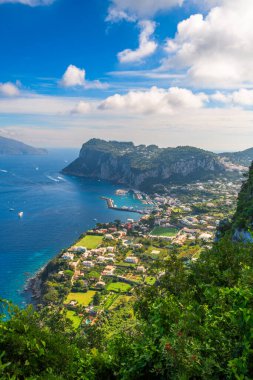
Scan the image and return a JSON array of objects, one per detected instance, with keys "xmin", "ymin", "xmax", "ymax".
[
  {"xmin": 1, "ymin": 169, "xmax": 253, "ymax": 378},
  {"xmin": 0, "ymin": 136, "xmax": 47, "ymax": 155},
  {"xmin": 63, "ymin": 138, "xmax": 227, "ymax": 190},
  {"xmin": 220, "ymin": 147, "xmax": 253, "ymax": 167},
  {"xmin": 226, "ymin": 162, "xmax": 253, "ymax": 242}
]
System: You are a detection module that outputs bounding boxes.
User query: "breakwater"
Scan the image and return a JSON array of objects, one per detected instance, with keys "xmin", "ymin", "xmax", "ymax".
[{"xmin": 101, "ymin": 196, "xmax": 149, "ymax": 214}]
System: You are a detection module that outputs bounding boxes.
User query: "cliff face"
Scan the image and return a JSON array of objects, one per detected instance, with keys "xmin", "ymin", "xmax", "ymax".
[{"xmin": 63, "ymin": 139, "xmax": 226, "ymax": 190}]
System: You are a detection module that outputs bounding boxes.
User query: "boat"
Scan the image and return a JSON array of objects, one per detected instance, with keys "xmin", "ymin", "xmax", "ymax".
[
  {"xmin": 9, "ymin": 208, "xmax": 15, "ymax": 211},
  {"xmin": 18, "ymin": 211, "xmax": 24, "ymax": 218}
]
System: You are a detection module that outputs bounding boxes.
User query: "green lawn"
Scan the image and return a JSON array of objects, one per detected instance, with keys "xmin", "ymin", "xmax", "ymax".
[
  {"xmin": 150, "ymin": 227, "xmax": 179, "ymax": 237},
  {"xmin": 145, "ymin": 276, "xmax": 156, "ymax": 285},
  {"xmin": 76, "ymin": 235, "xmax": 103, "ymax": 249},
  {"xmin": 106, "ymin": 282, "xmax": 132, "ymax": 293},
  {"xmin": 66, "ymin": 310, "xmax": 81, "ymax": 329},
  {"xmin": 64, "ymin": 291, "xmax": 96, "ymax": 306}
]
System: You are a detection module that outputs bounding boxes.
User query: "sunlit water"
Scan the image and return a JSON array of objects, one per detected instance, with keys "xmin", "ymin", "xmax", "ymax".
[{"xmin": 0, "ymin": 149, "xmax": 142, "ymax": 306}]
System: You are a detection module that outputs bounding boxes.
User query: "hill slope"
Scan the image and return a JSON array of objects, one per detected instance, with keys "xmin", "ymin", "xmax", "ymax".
[
  {"xmin": 0, "ymin": 136, "xmax": 47, "ymax": 155},
  {"xmin": 63, "ymin": 138, "xmax": 226, "ymax": 190},
  {"xmin": 219, "ymin": 147, "xmax": 253, "ymax": 167}
]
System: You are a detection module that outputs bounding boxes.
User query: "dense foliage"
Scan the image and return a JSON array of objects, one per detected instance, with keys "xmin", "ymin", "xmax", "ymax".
[
  {"xmin": 1, "ymin": 237, "xmax": 253, "ymax": 379},
  {"xmin": 1, "ymin": 164, "xmax": 253, "ymax": 379},
  {"xmin": 231, "ymin": 162, "xmax": 253, "ymax": 230}
]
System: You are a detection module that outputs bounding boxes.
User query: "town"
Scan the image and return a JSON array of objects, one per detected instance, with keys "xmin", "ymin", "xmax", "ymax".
[{"xmin": 33, "ymin": 174, "xmax": 243, "ymax": 329}]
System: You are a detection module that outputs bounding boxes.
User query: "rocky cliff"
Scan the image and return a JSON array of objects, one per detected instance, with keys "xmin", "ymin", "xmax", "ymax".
[{"xmin": 62, "ymin": 139, "xmax": 227, "ymax": 191}]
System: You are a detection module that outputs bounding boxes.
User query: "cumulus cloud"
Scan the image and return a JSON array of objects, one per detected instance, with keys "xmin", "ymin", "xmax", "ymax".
[
  {"xmin": 162, "ymin": 0, "xmax": 253, "ymax": 88},
  {"xmin": 0, "ymin": 0, "xmax": 54, "ymax": 5},
  {"xmin": 60, "ymin": 65, "xmax": 85, "ymax": 87},
  {"xmin": 0, "ymin": 82, "xmax": 20, "ymax": 97},
  {"xmin": 99, "ymin": 86, "xmax": 208, "ymax": 114},
  {"xmin": 107, "ymin": 0, "xmax": 184, "ymax": 21},
  {"xmin": 118, "ymin": 20, "xmax": 157, "ymax": 63},
  {"xmin": 60, "ymin": 65, "xmax": 108, "ymax": 89},
  {"xmin": 71, "ymin": 101, "xmax": 93, "ymax": 115},
  {"xmin": 212, "ymin": 89, "xmax": 253, "ymax": 107}
]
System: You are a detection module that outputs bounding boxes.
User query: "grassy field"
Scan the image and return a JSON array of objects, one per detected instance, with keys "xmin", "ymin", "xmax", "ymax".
[
  {"xmin": 66, "ymin": 310, "xmax": 81, "ymax": 329},
  {"xmin": 76, "ymin": 235, "xmax": 103, "ymax": 249},
  {"xmin": 150, "ymin": 227, "xmax": 179, "ymax": 237},
  {"xmin": 106, "ymin": 282, "xmax": 132, "ymax": 293},
  {"xmin": 109, "ymin": 295, "xmax": 132, "ymax": 309},
  {"xmin": 64, "ymin": 291, "xmax": 96, "ymax": 306}
]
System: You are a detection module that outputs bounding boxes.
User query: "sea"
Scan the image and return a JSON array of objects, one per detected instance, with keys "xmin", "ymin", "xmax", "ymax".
[{"xmin": 0, "ymin": 149, "xmax": 144, "ymax": 306}]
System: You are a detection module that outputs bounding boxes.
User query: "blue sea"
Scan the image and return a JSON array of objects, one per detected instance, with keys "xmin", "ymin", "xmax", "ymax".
[{"xmin": 0, "ymin": 149, "xmax": 143, "ymax": 306}]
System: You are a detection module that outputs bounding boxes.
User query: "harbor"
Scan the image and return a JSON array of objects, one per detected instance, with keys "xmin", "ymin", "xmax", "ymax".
[{"xmin": 100, "ymin": 196, "xmax": 150, "ymax": 214}]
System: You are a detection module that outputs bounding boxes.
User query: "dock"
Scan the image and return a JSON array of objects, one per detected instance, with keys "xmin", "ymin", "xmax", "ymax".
[{"xmin": 100, "ymin": 196, "xmax": 149, "ymax": 215}]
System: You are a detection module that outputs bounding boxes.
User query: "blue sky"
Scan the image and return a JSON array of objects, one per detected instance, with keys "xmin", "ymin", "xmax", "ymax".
[{"xmin": 0, "ymin": 0, "xmax": 253, "ymax": 150}]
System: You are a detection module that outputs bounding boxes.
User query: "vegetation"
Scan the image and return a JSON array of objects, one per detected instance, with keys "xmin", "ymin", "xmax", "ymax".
[
  {"xmin": 1, "ymin": 237, "xmax": 253, "ymax": 379},
  {"xmin": 105, "ymin": 282, "xmax": 131, "ymax": 293},
  {"xmin": 64, "ymin": 291, "xmax": 96, "ymax": 307},
  {"xmin": 76, "ymin": 235, "xmax": 103, "ymax": 249},
  {"xmin": 150, "ymin": 227, "xmax": 179, "ymax": 236},
  {"xmin": 1, "ymin": 162, "xmax": 253, "ymax": 379}
]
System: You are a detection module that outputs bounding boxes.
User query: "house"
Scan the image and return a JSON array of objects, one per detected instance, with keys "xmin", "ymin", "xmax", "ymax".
[
  {"xmin": 71, "ymin": 246, "xmax": 87, "ymax": 253},
  {"xmin": 151, "ymin": 250, "xmax": 160, "ymax": 255},
  {"xmin": 104, "ymin": 234, "xmax": 114, "ymax": 240},
  {"xmin": 137, "ymin": 266, "xmax": 146, "ymax": 273},
  {"xmin": 198, "ymin": 233, "xmax": 213, "ymax": 242},
  {"xmin": 95, "ymin": 281, "xmax": 106, "ymax": 289},
  {"xmin": 62, "ymin": 252, "xmax": 74, "ymax": 260},
  {"xmin": 125, "ymin": 256, "xmax": 139, "ymax": 264},
  {"xmin": 106, "ymin": 246, "xmax": 115, "ymax": 253},
  {"xmin": 102, "ymin": 265, "xmax": 115, "ymax": 276},
  {"xmin": 82, "ymin": 261, "xmax": 94, "ymax": 268}
]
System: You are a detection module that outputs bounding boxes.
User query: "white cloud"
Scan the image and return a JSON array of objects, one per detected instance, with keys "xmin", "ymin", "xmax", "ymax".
[
  {"xmin": 107, "ymin": 0, "xmax": 184, "ymax": 21},
  {"xmin": 118, "ymin": 20, "xmax": 157, "ymax": 63},
  {"xmin": 99, "ymin": 86, "xmax": 208, "ymax": 114},
  {"xmin": 60, "ymin": 65, "xmax": 85, "ymax": 87},
  {"xmin": 0, "ymin": 0, "xmax": 54, "ymax": 5},
  {"xmin": 0, "ymin": 82, "xmax": 20, "ymax": 97},
  {"xmin": 71, "ymin": 101, "xmax": 93, "ymax": 115},
  {"xmin": 162, "ymin": 0, "xmax": 253, "ymax": 88},
  {"xmin": 212, "ymin": 89, "xmax": 253, "ymax": 107},
  {"xmin": 0, "ymin": 94, "xmax": 87, "ymax": 115},
  {"xmin": 60, "ymin": 65, "xmax": 108, "ymax": 89}
]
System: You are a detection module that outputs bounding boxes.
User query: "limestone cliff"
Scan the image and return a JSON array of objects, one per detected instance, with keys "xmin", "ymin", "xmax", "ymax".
[{"xmin": 62, "ymin": 139, "xmax": 227, "ymax": 191}]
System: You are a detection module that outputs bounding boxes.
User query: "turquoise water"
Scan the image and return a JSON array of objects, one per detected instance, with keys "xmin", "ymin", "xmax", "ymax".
[{"xmin": 0, "ymin": 149, "xmax": 143, "ymax": 306}]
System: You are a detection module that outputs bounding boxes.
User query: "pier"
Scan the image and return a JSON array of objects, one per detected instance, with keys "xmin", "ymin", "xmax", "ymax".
[{"xmin": 100, "ymin": 196, "xmax": 149, "ymax": 215}]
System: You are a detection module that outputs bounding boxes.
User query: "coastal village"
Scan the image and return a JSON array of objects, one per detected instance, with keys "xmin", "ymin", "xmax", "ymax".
[{"xmin": 33, "ymin": 174, "xmax": 243, "ymax": 329}]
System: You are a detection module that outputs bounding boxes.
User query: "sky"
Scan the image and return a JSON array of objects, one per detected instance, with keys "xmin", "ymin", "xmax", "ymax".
[{"xmin": 0, "ymin": 0, "xmax": 253, "ymax": 151}]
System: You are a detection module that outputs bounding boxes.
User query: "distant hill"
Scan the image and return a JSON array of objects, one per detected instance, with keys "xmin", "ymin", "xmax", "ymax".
[
  {"xmin": 219, "ymin": 147, "xmax": 253, "ymax": 167},
  {"xmin": 0, "ymin": 136, "xmax": 47, "ymax": 155},
  {"xmin": 62, "ymin": 138, "xmax": 227, "ymax": 191}
]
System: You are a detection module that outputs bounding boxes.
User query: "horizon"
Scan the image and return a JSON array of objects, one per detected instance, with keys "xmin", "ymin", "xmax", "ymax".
[
  {"xmin": 1, "ymin": 134, "xmax": 251, "ymax": 154},
  {"xmin": 0, "ymin": 0, "xmax": 253, "ymax": 151}
]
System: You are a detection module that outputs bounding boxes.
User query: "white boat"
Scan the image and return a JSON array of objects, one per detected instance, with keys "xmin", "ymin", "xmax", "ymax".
[{"xmin": 18, "ymin": 211, "xmax": 24, "ymax": 218}]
